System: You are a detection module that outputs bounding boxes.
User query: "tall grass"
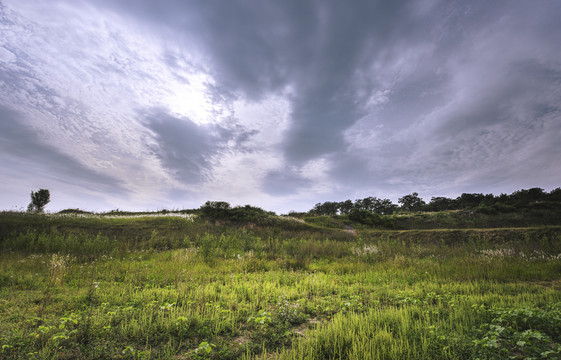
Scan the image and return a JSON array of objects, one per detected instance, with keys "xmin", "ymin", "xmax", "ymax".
[{"xmin": 1, "ymin": 213, "xmax": 561, "ymax": 359}]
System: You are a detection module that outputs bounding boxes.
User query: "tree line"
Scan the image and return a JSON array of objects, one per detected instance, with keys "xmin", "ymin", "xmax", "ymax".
[
  {"xmin": 26, "ymin": 186, "xmax": 561, "ymax": 219},
  {"xmin": 305, "ymin": 187, "xmax": 561, "ymax": 216}
]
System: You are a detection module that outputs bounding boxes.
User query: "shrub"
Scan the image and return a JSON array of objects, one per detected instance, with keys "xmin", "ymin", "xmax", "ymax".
[
  {"xmin": 348, "ymin": 209, "xmax": 395, "ymax": 228},
  {"xmin": 198, "ymin": 201, "xmax": 231, "ymax": 220},
  {"xmin": 198, "ymin": 202, "xmax": 274, "ymax": 224}
]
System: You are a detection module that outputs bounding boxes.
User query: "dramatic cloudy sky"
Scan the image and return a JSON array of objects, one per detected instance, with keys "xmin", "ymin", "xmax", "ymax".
[{"xmin": 1, "ymin": 0, "xmax": 560, "ymax": 213}]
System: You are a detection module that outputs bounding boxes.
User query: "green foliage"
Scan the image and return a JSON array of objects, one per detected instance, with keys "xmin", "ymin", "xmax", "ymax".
[
  {"xmin": 338, "ymin": 200, "xmax": 354, "ymax": 215},
  {"xmin": 229, "ymin": 205, "xmax": 274, "ymax": 223},
  {"xmin": 311, "ymin": 197, "xmax": 398, "ymax": 216},
  {"xmin": 426, "ymin": 196, "xmax": 455, "ymax": 211},
  {"xmin": 247, "ymin": 310, "xmax": 272, "ymax": 326},
  {"xmin": 388, "ymin": 209, "xmax": 561, "ymax": 229},
  {"xmin": 472, "ymin": 305, "xmax": 561, "ymax": 359},
  {"xmin": 308, "ymin": 187, "xmax": 561, "ymax": 216},
  {"xmin": 27, "ymin": 189, "xmax": 50, "ymax": 213},
  {"xmin": 198, "ymin": 202, "xmax": 274, "ymax": 224},
  {"xmin": 398, "ymin": 192, "xmax": 426, "ymax": 212},
  {"xmin": 198, "ymin": 201, "xmax": 232, "ymax": 220},
  {"xmin": 1, "ymin": 230, "xmax": 117, "ymax": 256},
  {"xmin": 1, "ymin": 209, "xmax": 561, "ymax": 359},
  {"xmin": 196, "ymin": 341, "xmax": 216, "ymax": 355},
  {"xmin": 310, "ymin": 201, "xmax": 340, "ymax": 216},
  {"xmin": 476, "ymin": 203, "xmax": 516, "ymax": 215},
  {"xmin": 348, "ymin": 209, "xmax": 395, "ymax": 228},
  {"xmin": 58, "ymin": 208, "xmax": 94, "ymax": 215},
  {"xmin": 303, "ymin": 216, "xmax": 346, "ymax": 229}
]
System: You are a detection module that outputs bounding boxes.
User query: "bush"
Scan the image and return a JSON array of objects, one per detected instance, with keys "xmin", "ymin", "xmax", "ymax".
[
  {"xmin": 198, "ymin": 201, "xmax": 231, "ymax": 220},
  {"xmin": 198, "ymin": 202, "xmax": 274, "ymax": 224},
  {"xmin": 476, "ymin": 203, "xmax": 516, "ymax": 215},
  {"xmin": 348, "ymin": 209, "xmax": 394, "ymax": 228},
  {"xmin": 229, "ymin": 205, "xmax": 273, "ymax": 223},
  {"xmin": 58, "ymin": 209, "xmax": 94, "ymax": 215}
]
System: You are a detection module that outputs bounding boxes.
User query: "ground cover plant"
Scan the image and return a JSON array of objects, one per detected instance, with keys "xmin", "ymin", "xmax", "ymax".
[{"xmin": 1, "ymin": 211, "xmax": 561, "ymax": 359}]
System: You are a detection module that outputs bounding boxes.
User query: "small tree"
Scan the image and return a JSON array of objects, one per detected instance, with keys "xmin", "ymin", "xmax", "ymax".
[
  {"xmin": 310, "ymin": 201, "xmax": 339, "ymax": 216},
  {"xmin": 398, "ymin": 192, "xmax": 425, "ymax": 212},
  {"xmin": 338, "ymin": 199, "xmax": 354, "ymax": 215},
  {"xmin": 198, "ymin": 201, "xmax": 231, "ymax": 219},
  {"xmin": 27, "ymin": 189, "xmax": 50, "ymax": 213}
]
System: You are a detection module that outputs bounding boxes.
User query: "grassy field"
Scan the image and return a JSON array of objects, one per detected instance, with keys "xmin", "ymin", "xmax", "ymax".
[{"xmin": 1, "ymin": 212, "xmax": 561, "ymax": 359}]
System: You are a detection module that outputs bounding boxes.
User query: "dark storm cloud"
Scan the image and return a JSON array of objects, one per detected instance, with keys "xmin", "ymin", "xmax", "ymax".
[
  {"xmin": 324, "ymin": 2, "xmax": 561, "ymax": 197},
  {"xmin": 93, "ymin": 0, "xmax": 312, "ymax": 96},
  {"xmin": 142, "ymin": 109, "xmax": 225, "ymax": 184},
  {"xmin": 92, "ymin": 0, "xmax": 561, "ymax": 198},
  {"xmin": 142, "ymin": 108, "xmax": 260, "ymax": 184},
  {"xmin": 91, "ymin": 0, "xmax": 415, "ymax": 159},
  {"xmin": 0, "ymin": 106, "xmax": 126, "ymax": 192}
]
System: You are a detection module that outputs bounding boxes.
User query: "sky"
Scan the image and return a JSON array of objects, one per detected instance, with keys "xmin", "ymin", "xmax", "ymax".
[{"xmin": 1, "ymin": 0, "xmax": 561, "ymax": 214}]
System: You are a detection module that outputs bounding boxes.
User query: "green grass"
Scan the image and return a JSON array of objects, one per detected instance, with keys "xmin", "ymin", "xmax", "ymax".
[
  {"xmin": 303, "ymin": 207, "xmax": 561, "ymax": 231},
  {"xmin": 387, "ymin": 207, "xmax": 561, "ymax": 230},
  {"xmin": 302, "ymin": 216, "xmax": 347, "ymax": 230},
  {"xmin": 1, "ymin": 212, "xmax": 561, "ymax": 359}
]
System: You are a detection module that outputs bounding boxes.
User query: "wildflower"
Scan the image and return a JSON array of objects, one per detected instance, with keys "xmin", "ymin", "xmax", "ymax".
[
  {"xmin": 479, "ymin": 248, "xmax": 515, "ymax": 258},
  {"xmin": 353, "ymin": 244, "xmax": 380, "ymax": 256}
]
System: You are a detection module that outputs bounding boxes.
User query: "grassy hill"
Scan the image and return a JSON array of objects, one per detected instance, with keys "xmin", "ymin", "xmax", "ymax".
[{"xmin": 1, "ymin": 210, "xmax": 560, "ymax": 359}]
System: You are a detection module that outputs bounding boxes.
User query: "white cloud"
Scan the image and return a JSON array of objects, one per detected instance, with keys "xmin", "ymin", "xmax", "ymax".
[{"xmin": 0, "ymin": 0, "xmax": 239, "ymax": 207}]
